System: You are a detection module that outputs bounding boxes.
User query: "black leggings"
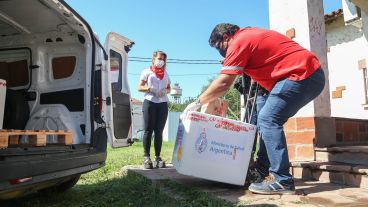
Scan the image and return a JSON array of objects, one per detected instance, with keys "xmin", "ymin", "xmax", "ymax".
[{"xmin": 142, "ymin": 99, "xmax": 168, "ymax": 157}]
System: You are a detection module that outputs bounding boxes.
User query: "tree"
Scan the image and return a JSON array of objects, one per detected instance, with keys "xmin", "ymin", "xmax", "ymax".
[
  {"xmin": 169, "ymin": 77, "xmax": 241, "ymax": 120},
  {"xmin": 223, "ymin": 85, "xmax": 241, "ymax": 120},
  {"xmin": 168, "ymin": 97, "xmax": 196, "ymax": 112},
  {"xmin": 200, "ymin": 77, "xmax": 241, "ymax": 120}
]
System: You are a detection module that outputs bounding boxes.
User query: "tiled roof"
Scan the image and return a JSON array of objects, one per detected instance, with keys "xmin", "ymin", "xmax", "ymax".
[{"xmin": 325, "ymin": 9, "xmax": 343, "ymax": 24}]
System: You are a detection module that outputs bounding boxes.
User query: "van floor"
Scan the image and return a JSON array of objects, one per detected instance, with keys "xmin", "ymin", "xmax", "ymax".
[{"xmin": 0, "ymin": 144, "xmax": 90, "ymax": 156}]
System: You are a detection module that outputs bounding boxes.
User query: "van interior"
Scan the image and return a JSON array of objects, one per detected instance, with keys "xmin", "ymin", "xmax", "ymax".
[{"xmin": 0, "ymin": 0, "xmax": 95, "ymax": 150}]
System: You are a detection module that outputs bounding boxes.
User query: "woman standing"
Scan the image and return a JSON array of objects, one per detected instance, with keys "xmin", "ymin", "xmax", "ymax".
[{"xmin": 138, "ymin": 51, "xmax": 170, "ymax": 169}]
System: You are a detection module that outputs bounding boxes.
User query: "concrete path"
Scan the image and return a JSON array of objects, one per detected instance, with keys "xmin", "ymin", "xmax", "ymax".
[{"xmin": 126, "ymin": 165, "xmax": 368, "ymax": 207}]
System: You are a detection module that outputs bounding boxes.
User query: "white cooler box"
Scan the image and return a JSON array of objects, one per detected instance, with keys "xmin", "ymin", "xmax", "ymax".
[
  {"xmin": 0, "ymin": 79, "xmax": 6, "ymax": 129},
  {"xmin": 172, "ymin": 111, "xmax": 256, "ymax": 185}
]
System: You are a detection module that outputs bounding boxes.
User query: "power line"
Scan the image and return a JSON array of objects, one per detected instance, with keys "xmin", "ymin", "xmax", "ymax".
[
  {"xmin": 130, "ymin": 56, "xmax": 220, "ymax": 62},
  {"xmin": 128, "ymin": 73, "xmax": 218, "ymax": 77},
  {"xmin": 129, "ymin": 59, "xmax": 221, "ymax": 64}
]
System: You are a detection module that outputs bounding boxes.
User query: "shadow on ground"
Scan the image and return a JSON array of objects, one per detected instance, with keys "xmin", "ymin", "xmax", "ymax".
[
  {"xmin": 1, "ymin": 170, "xmax": 266, "ymax": 207},
  {"xmin": 0, "ymin": 173, "xmax": 178, "ymax": 207}
]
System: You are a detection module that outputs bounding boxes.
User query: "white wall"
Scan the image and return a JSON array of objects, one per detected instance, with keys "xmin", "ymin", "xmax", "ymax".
[
  {"xmin": 269, "ymin": 0, "xmax": 368, "ymax": 120},
  {"xmin": 131, "ymin": 105, "xmax": 181, "ymax": 142},
  {"xmin": 163, "ymin": 112, "xmax": 180, "ymax": 142},
  {"xmin": 131, "ymin": 103, "xmax": 144, "ymax": 140},
  {"xmin": 326, "ymin": 16, "xmax": 368, "ymax": 119},
  {"xmin": 268, "ymin": 0, "xmax": 331, "ymax": 118}
]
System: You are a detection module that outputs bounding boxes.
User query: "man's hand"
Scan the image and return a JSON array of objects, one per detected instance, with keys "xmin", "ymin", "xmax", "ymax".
[{"xmin": 180, "ymin": 100, "xmax": 201, "ymax": 119}]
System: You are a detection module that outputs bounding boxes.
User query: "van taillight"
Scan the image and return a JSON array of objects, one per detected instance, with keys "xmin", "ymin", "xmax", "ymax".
[{"xmin": 9, "ymin": 177, "xmax": 33, "ymax": 185}]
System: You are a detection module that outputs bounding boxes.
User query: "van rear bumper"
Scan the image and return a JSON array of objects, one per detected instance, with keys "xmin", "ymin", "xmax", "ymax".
[{"xmin": 0, "ymin": 150, "xmax": 106, "ymax": 191}]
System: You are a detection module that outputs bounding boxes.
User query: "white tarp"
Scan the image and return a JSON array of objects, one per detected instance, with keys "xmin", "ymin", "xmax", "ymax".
[
  {"xmin": 172, "ymin": 111, "xmax": 256, "ymax": 185},
  {"xmin": 0, "ymin": 79, "xmax": 6, "ymax": 129}
]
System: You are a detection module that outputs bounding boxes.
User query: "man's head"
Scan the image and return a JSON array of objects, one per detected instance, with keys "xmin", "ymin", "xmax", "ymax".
[{"xmin": 209, "ymin": 23, "xmax": 240, "ymax": 57}]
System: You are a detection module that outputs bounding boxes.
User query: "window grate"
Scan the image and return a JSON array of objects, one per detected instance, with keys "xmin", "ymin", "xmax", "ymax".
[{"xmin": 364, "ymin": 68, "xmax": 368, "ymax": 104}]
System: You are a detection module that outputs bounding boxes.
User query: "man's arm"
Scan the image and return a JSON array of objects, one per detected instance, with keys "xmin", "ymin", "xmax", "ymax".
[{"xmin": 199, "ymin": 74, "xmax": 238, "ymax": 104}]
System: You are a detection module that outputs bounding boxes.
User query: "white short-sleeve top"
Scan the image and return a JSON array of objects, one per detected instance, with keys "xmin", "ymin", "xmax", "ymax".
[{"xmin": 140, "ymin": 68, "xmax": 170, "ymax": 103}]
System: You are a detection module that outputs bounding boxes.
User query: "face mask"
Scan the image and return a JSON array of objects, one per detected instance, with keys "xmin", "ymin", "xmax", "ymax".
[
  {"xmin": 155, "ymin": 59, "xmax": 165, "ymax": 68},
  {"xmin": 216, "ymin": 40, "xmax": 229, "ymax": 58},
  {"xmin": 218, "ymin": 48, "xmax": 227, "ymax": 58}
]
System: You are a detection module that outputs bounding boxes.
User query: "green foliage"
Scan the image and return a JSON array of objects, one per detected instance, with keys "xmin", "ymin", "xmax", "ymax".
[
  {"xmin": 223, "ymin": 87, "xmax": 241, "ymax": 120},
  {"xmin": 200, "ymin": 77, "xmax": 241, "ymax": 120},
  {"xmin": 168, "ymin": 97, "xmax": 195, "ymax": 112},
  {"xmin": 200, "ymin": 77, "xmax": 215, "ymax": 94},
  {"xmin": 169, "ymin": 76, "xmax": 241, "ymax": 118},
  {"xmin": 168, "ymin": 102, "xmax": 186, "ymax": 112}
]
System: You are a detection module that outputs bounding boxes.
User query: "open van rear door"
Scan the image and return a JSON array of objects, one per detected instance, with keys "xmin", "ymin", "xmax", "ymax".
[{"xmin": 103, "ymin": 32, "xmax": 134, "ymax": 148}]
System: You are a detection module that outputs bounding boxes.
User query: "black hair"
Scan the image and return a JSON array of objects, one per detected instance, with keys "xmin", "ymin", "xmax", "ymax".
[{"xmin": 208, "ymin": 23, "xmax": 240, "ymax": 47}]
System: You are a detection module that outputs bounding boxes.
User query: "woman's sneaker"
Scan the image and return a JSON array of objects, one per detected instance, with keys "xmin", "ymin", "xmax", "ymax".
[
  {"xmin": 248, "ymin": 174, "xmax": 295, "ymax": 195},
  {"xmin": 153, "ymin": 156, "xmax": 166, "ymax": 168},
  {"xmin": 143, "ymin": 156, "xmax": 153, "ymax": 169}
]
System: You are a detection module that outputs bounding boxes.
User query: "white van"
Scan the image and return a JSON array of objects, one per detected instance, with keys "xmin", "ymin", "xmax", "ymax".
[{"xmin": 0, "ymin": 0, "xmax": 135, "ymax": 198}]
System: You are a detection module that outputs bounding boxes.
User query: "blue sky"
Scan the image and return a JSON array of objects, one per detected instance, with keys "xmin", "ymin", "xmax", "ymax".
[{"xmin": 65, "ymin": 0, "xmax": 342, "ymax": 102}]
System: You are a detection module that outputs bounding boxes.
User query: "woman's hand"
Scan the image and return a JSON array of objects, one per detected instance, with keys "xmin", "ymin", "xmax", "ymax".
[{"xmin": 157, "ymin": 88, "xmax": 167, "ymax": 97}]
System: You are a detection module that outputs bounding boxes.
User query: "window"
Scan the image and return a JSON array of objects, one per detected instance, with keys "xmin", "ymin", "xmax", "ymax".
[
  {"xmin": 52, "ymin": 56, "xmax": 76, "ymax": 79},
  {"xmin": 364, "ymin": 68, "xmax": 368, "ymax": 105},
  {"xmin": 110, "ymin": 50, "xmax": 122, "ymax": 91},
  {"xmin": 0, "ymin": 49, "xmax": 30, "ymax": 88},
  {"xmin": 0, "ymin": 60, "xmax": 29, "ymax": 87}
]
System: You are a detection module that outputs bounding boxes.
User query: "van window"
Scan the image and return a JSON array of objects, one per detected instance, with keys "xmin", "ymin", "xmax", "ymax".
[
  {"xmin": 110, "ymin": 50, "xmax": 122, "ymax": 91},
  {"xmin": 52, "ymin": 56, "xmax": 76, "ymax": 79},
  {"xmin": 0, "ymin": 59, "xmax": 29, "ymax": 87}
]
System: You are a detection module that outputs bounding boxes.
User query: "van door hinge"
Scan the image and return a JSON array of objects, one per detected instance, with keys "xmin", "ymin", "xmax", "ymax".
[
  {"xmin": 97, "ymin": 122, "xmax": 110, "ymax": 128},
  {"xmin": 94, "ymin": 97, "xmax": 111, "ymax": 106},
  {"xmin": 104, "ymin": 97, "xmax": 111, "ymax": 105},
  {"xmin": 95, "ymin": 63, "xmax": 102, "ymax": 71}
]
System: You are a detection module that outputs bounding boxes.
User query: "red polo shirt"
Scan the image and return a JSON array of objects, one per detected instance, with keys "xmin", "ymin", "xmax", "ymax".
[{"xmin": 220, "ymin": 27, "xmax": 321, "ymax": 91}]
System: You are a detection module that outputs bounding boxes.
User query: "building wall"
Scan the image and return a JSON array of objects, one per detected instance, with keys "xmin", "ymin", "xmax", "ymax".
[
  {"xmin": 269, "ymin": 0, "xmax": 336, "ymax": 158},
  {"xmin": 163, "ymin": 112, "xmax": 180, "ymax": 142},
  {"xmin": 267, "ymin": 0, "xmax": 368, "ymax": 159},
  {"xmin": 131, "ymin": 102, "xmax": 181, "ymax": 143},
  {"xmin": 326, "ymin": 17, "xmax": 368, "ymax": 119},
  {"xmin": 131, "ymin": 103, "xmax": 144, "ymax": 140},
  {"xmin": 335, "ymin": 117, "xmax": 368, "ymax": 144},
  {"xmin": 269, "ymin": 0, "xmax": 331, "ymax": 118}
]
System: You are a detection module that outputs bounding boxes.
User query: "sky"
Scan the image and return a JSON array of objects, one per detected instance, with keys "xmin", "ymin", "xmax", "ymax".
[{"xmin": 65, "ymin": 0, "xmax": 342, "ymax": 102}]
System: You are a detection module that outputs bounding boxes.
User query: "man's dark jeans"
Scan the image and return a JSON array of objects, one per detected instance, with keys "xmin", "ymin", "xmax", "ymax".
[{"xmin": 255, "ymin": 68, "xmax": 325, "ymax": 182}]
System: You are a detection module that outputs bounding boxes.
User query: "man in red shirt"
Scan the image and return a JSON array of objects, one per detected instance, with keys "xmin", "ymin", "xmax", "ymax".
[{"xmin": 183, "ymin": 23, "xmax": 325, "ymax": 195}]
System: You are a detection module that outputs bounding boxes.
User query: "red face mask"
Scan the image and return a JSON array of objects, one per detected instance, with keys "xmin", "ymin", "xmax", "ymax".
[{"xmin": 150, "ymin": 65, "xmax": 164, "ymax": 80}]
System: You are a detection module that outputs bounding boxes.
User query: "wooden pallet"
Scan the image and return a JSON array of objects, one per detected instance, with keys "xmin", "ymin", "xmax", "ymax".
[{"xmin": 0, "ymin": 130, "xmax": 72, "ymax": 149}]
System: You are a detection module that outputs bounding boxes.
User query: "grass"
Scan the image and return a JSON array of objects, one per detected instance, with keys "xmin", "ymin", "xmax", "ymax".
[{"xmin": 1, "ymin": 141, "xmax": 235, "ymax": 207}]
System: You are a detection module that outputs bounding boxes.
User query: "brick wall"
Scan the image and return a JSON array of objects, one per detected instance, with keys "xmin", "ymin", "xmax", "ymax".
[
  {"xmin": 284, "ymin": 117, "xmax": 316, "ymax": 161},
  {"xmin": 285, "ymin": 117, "xmax": 368, "ymax": 162},
  {"xmin": 335, "ymin": 118, "xmax": 368, "ymax": 145}
]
